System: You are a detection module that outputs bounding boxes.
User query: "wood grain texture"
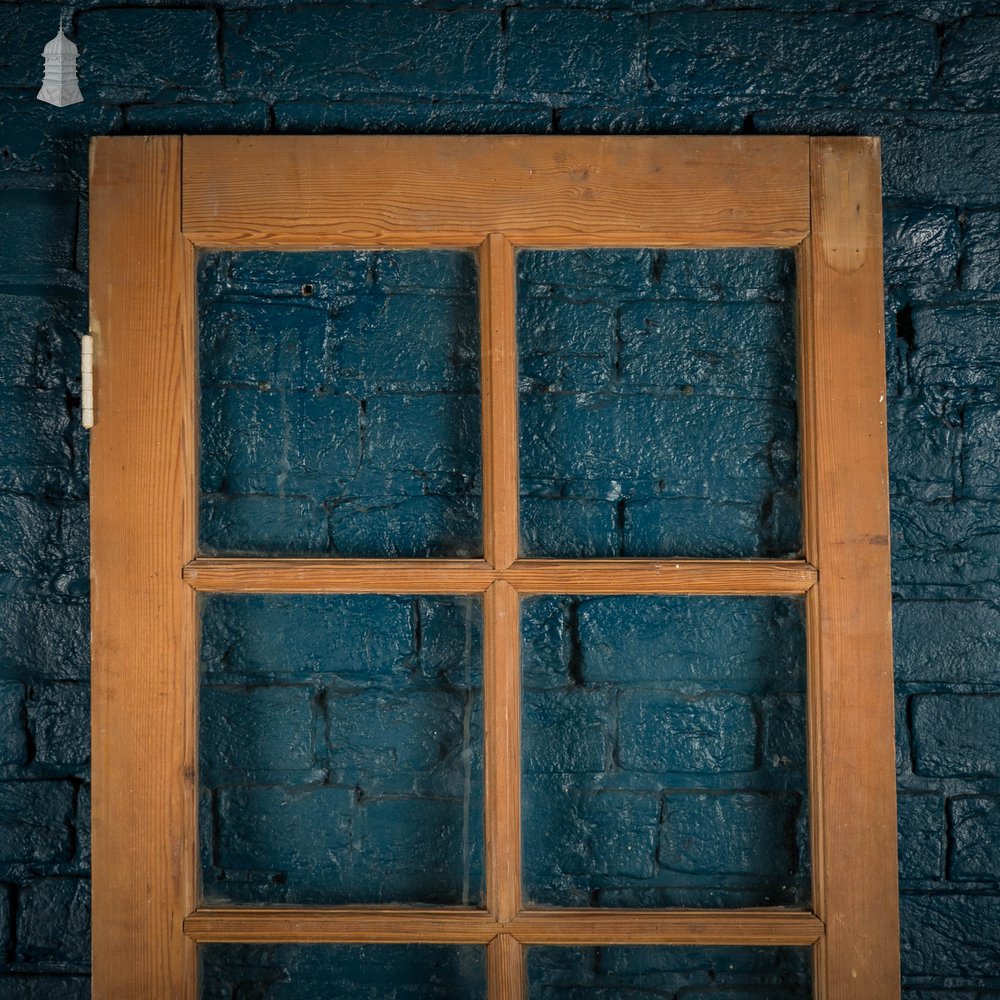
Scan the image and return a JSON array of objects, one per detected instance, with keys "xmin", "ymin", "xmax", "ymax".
[
  {"xmin": 484, "ymin": 581, "xmax": 522, "ymax": 922},
  {"xmin": 183, "ymin": 558, "xmax": 816, "ymax": 595},
  {"xmin": 183, "ymin": 558, "xmax": 495, "ymax": 593},
  {"xmin": 90, "ymin": 136, "xmax": 198, "ymax": 998},
  {"xmin": 508, "ymin": 909, "xmax": 824, "ymax": 946},
  {"xmin": 488, "ymin": 934, "xmax": 526, "ymax": 1000},
  {"xmin": 184, "ymin": 908, "xmax": 498, "ymax": 944},
  {"xmin": 182, "ymin": 135, "xmax": 810, "ymax": 249},
  {"xmin": 798, "ymin": 138, "xmax": 900, "ymax": 999},
  {"xmin": 479, "ymin": 235, "xmax": 520, "ymax": 569},
  {"xmin": 505, "ymin": 559, "xmax": 817, "ymax": 594}
]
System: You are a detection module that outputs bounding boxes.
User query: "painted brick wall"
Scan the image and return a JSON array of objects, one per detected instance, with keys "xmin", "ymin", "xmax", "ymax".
[{"xmin": 1, "ymin": 1, "xmax": 999, "ymax": 996}]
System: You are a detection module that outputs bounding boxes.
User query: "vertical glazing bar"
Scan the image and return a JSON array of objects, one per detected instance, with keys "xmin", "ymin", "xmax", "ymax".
[
  {"xmin": 488, "ymin": 932, "xmax": 527, "ymax": 1000},
  {"xmin": 798, "ymin": 138, "xmax": 900, "ymax": 999},
  {"xmin": 479, "ymin": 233, "xmax": 519, "ymax": 570},
  {"xmin": 484, "ymin": 580, "xmax": 522, "ymax": 924},
  {"xmin": 90, "ymin": 136, "xmax": 199, "ymax": 998}
]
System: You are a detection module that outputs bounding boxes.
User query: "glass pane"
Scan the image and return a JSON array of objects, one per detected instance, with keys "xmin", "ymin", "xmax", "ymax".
[
  {"xmin": 522, "ymin": 595, "xmax": 808, "ymax": 908},
  {"xmin": 199, "ymin": 594, "xmax": 483, "ymax": 905},
  {"xmin": 527, "ymin": 945, "xmax": 811, "ymax": 998},
  {"xmin": 199, "ymin": 250, "xmax": 481, "ymax": 556},
  {"xmin": 201, "ymin": 944, "xmax": 486, "ymax": 999},
  {"xmin": 518, "ymin": 249, "xmax": 799, "ymax": 558}
]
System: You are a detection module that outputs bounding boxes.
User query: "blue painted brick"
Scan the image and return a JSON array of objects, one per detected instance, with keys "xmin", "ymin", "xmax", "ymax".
[
  {"xmin": 0, "ymin": 781, "xmax": 73, "ymax": 862},
  {"xmin": 523, "ymin": 689, "xmax": 613, "ymax": 773},
  {"xmin": 201, "ymin": 594, "xmax": 413, "ymax": 680},
  {"xmin": 949, "ymin": 796, "xmax": 1000, "ymax": 881},
  {"xmin": 618, "ymin": 692, "xmax": 756, "ymax": 774},
  {"xmin": 0, "ymin": 495, "xmax": 64, "ymax": 589},
  {"xmin": 0, "ymin": 5, "xmax": 64, "ymax": 87},
  {"xmin": 76, "ymin": 783, "xmax": 89, "ymax": 870},
  {"xmin": 517, "ymin": 294, "xmax": 616, "ymax": 392},
  {"xmin": 273, "ymin": 99, "xmax": 552, "ymax": 135},
  {"xmin": 202, "ymin": 944, "xmax": 486, "ymax": 1000},
  {"xmin": 0, "ymin": 683, "xmax": 26, "ymax": 765},
  {"xmin": 76, "ymin": 9, "xmax": 219, "ymax": 98},
  {"xmin": 27, "ymin": 683, "xmax": 88, "ymax": 766},
  {"xmin": 521, "ymin": 598, "xmax": 574, "ymax": 688},
  {"xmin": 327, "ymin": 493, "xmax": 481, "ymax": 559},
  {"xmin": 519, "ymin": 393, "xmax": 797, "ymax": 500},
  {"xmin": 336, "ymin": 294, "xmax": 479, "ymax": 393},
  {"xmin": 520, "ymin": 497, "xmax": 620, "ymax": 558},
  {"xmin": 909, "ymin": 306, "xmax": 1000, "ymax": 391},
  {"xmin": 201, "ymin": 493, "xmax": 329, "ymax": 556},
  {"xmin": 200, "ymin": 685, "xmax": 314, "ymax": 776},
  {"xmin": 887, "ymin": 396, "xmax": 958, "ymax": 499},
  {"xmin": 940, "ymin": 17, "xmax": 1000, "ymax": 109},
  {"xmin": 0, "ymin": 596, "xmax": 88, "ymax": 683},
  {"xmin": 624, "ymin": 494, "xmax": 800, "ymax": 559},
  {"xmin": 519, "ymin": 250, "xmax": 656, "ymax": 294},
  {"xmin": 552, "ymin": 104, "xmax": 745, "ymax": 136},
  {"xmin": 0, "ymin": 292, "xmax": 83, "ymax": 391},
  {"xmin": 0, "ymin": 977, "xmax": 89, "ymax": 1000},
  {"xmin": 660, "ymin": 792, "xmax": 799, "ymax": 878},
  {"xmin": 961, "ymin": 403, "xmax": 1000, "ymax": 499},
  {"xmin": 375, "ymin": 250, "xmax": 476, "ymax": 295},
  {"xmin": 894, "ymin": 600, "xmax": 1000, "ymax": 684},
  {"xmin": 200, "ymin": 299, "xmax": 329, "ymax": 389},
  {"xmin": 0, "ymin": 390, "xmax": 74, "ymax": 497},
  {"xmin": 962, "ymin": 210, "xmax": 1000, "ymax": 292},
  {"xmin": 648, "ymin": 13, "xmax": 936, "ymax": 105},
  {"xmin": 200, "ymin": 386, "xmax": 361, "ymax": 497},
  {"xmin": 414, "ymin": 596, "xmax": 482, "ymax": 685},
  {"xmin": 365, "ymin": 393, "xmax": 481, "ymax": 478},
  {"xmin": 504, "ymin": 10, "xmax": 641, "ymax": 97},
  {"xmin": 225, "ymin": 8, "xmax": 499, "ymax": 99},
  {"xmin": 911, "ymin": 695, "xmax": 1000, "ymax": 777},
  {"xmin": 897, "ymin": 794, "xmax": 943, "ymax": 881},
  {"xmin": 15, "ymin": 878, "xmax": 90, "ymax": 970},
  {"xmin": 202, "ymin": 250, "xmax": 371, "ymax": 301},
  {"xmin": 0, "ymin": 883, "xmax": 9, "ymax": 957},
  {"xmin": 527, "ymin": 945, "xmax": 811, "ymax": 998},
  {"xmin": 214, "ymin": 785, "xmax": 479, "ymax": 905},
  {"xmin": 883, "ymin": 207, "xmax": 960, "ymax": 294},
  {"xmin": 577, "ymin": 596, "xmax": 804, "ymax": 688},
  {"xmin": 761, "ymin": 694, "xmax": 806, "ymax": 774},
  {"xmin": 125, "ymin": 101, "xmax": 269, "ymax": 134},
  {"xmin": 900, "ymin": 893, "xmax": 1000, "ymax": 978},
  {"xmin": 0, "ymin": 190, "xmax": 77, "ymax": 279},
  {"xmin": 652, "ymin": 248, "xmax": 795, "ymax": 303},
  {"xmin": 322, "ymin": 687, "xmax": 481, "ymax": 799},
  {"xmin": 524, "ymin": 780, "xmax": 659, "ymax": 893},
  {"xmin": 617, "ymin": 301, "xmax": 795, "ymax": 398},
  {"xmin": 891, "ymin": 496, "xmax": 1000, "ymax": 595}
]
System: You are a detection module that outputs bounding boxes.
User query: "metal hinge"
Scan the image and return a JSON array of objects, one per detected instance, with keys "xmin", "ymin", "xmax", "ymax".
[{"xmin": 81, "ymin": 334, "xmax": 94, "ymax": 429}]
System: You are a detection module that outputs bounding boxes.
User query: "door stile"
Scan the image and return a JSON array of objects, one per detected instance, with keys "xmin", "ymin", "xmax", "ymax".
[
  {"xmin": 90, "ymin": 135, "xmax": 200, "ymax": 999},
  {"xmin": 797, "ymin": 137, "xmax": 900, "ymax": 999}
]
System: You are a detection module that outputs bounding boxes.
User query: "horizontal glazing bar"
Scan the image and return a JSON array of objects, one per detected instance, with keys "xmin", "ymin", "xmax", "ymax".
[
  {"xmin": 184, "ymin": 558, "xmax": 817, "ymax": 596},
  {"xmin": 185, "ymin": 908, "xmax": 498, "ymax": 944},
  {"xmin": 508, "ymin": 908, "xmax": 823, "ymax": 946},
  {"xmin": 184, "ymin": 907, "xmax": 823, "ymax": 947},
  {"xmin": 183, "ymin": 559, "xmax": 496, "ymax": 594},
  {"xmin": 505, "ymin": 559, "xmax": 817, "ymax": 595}
]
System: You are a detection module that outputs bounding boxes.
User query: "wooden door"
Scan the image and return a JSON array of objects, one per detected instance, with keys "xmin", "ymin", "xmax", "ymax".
[{"xmin": 89, "ymin": 135, "xmax": 899, "ymax": 999}]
